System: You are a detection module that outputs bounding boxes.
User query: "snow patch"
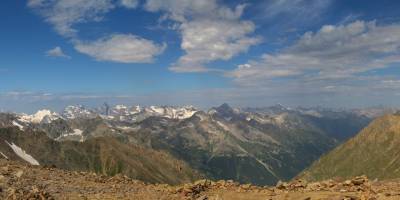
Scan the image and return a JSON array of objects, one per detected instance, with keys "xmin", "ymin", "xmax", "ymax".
[
  {"xmin": 117, "ymin": 126, "xmax": 134, "ymax": 130},
  {"xmin": 216, "ymin": 121, "xmax": 230, "ymax": 131},
  {"xmin": 149, "ymin": 106, "xmax": 165, "ymax": 114},
  {"xmin": 174, "ymin": 106, "xmax": 197, "ymax": 119},
  {"xmin": 5, "ymin": 141, "xmax": 40, "ymax": 165},
  {"xmin": 12, "ymin": 120, "xmax": 24, "ymax": 131},
  {"xmin": 55, "ymin": 129, "xmax": 84, "ymax": 142},
  {"xmin": 70, "ymin": 129, "xmax": 83, "ymax": 136},
  {"xmin": 130, "ymin": 105, "xmax": 141, "ymax": 114},
  {"xmin": 208, "ymin": 109, "xmax": 217, "ymax": 115},
  {"xmin": 100, "ymin": 115, "xmax": 114, "ymax": 120},
  {"xmin": 273, "ymin": 114, "xmax": 287, "ymax": 125},
  {"xmin": 0, "ymin": 151, "xmax": 8, "ymax": 160}
]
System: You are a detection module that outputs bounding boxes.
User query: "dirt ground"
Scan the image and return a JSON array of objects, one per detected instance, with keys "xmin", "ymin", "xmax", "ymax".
[{"xmin": 1, "ymin": 159, "xmax": 400, "ymax": 200}]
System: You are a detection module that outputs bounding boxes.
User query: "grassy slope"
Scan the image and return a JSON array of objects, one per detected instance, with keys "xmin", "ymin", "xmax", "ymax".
[{"xmin": 300, "ymin": 114, "xmax": 400, "ymax": 181}]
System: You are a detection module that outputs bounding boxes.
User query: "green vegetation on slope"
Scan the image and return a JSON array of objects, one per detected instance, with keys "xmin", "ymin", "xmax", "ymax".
[{"xmin": 299, "ymin": 114, "xmax": 400, "ymax": 181}]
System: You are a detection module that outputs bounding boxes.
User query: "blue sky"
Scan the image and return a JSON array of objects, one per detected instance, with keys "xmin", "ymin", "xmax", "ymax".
[{"xmin": 1, "ymin": 0, "xmax": 400, "ymax": 112}]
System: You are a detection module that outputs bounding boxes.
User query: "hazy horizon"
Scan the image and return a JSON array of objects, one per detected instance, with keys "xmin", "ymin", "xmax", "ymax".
[{"xmin": 1, "ymin": 99, "xmax": 397, "ymax": 115}]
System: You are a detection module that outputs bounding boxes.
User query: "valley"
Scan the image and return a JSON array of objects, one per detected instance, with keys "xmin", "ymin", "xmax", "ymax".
[
  {"xmin": 4, "ymin": 0, "xmax": 400, "ymax": 199},
  {"xmin": 0, "ymin": 104, "xmax": 374, "ymax": 186}
]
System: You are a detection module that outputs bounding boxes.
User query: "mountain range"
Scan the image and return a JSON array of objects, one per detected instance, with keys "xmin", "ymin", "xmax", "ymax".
[{"xmin": 0, "ymin": 103, "xmax": 389, "ymax": 185}]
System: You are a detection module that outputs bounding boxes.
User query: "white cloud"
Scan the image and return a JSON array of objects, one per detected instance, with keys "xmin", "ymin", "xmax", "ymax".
[
  {"xmin": 145, "ymin": 0, "xmax": 219, "ymax": 22},
  {"xmin": 74, "ymin": 34, "xmax": 166, "ymax": 63},
  {"xmin": 145, "ymin": 0, "xmax": 260, "ymax": 72},
  {"xmin": 262, "ymin": 0, "xmax": 331, "ymax": 19},
  {"xmin": 28, "ymin": 0, "xmax": 166, "ymax": 63},
  {"xmin": 120, "ymin": 0, "xmax": 139, "ymax": 9},
  {"xmin": 46, "ymin": 46, "xmax": 70, "ymax": 58},
  {"xmin": 28, "ymin": 0, "xmax": 115, "ymax": 37},
  {"xmin": 230, "ymin": 20, "xmax": 400, "ymax": 86},
  {"xmin": 224, "ymin": 20, "xmax": 400, "ymax": 107},
  {"xmin": 258, "ymin": 0, "xmax": 332, "ymax": 29},
  {"xmin": 169, "ymin": 19, "xmax": 261, "ymax": 72}
]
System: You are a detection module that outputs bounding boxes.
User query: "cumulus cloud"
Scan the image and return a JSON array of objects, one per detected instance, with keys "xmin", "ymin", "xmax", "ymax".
[
  {"xmin": 120, "ymin": 0, "xmax": 139, "ymax": 9},
  {"xmin": 170, "ymin": 19, "xmax": 261, "ymax": 72},
  {"xmin": 145, "ymin": 0, "xmax": 219, "ymax": 22},
  {"xmin": 74, "ymin": 34, "xmax": 166, "ymax": 63},
  {"xmin": 28, "ymin": 0, "xmax": 115, "ymax": 37},
  {"xmin": 28, "ymin": 0, "xmax": 164, "ymax": 63},
  {"xmin": 225, "ymin": 20, "xmax": 400, "ymax": 105},
  {"xmin": 145, "ymin": 0, "xmax": 260, "ymax": 72},
  {"xmin": 262, "ymin": 0, "xmax": 331, "ymax": 19},
  {"xmin": 45, "ymin": 46, "xmax": 70, "ymax": 58},
  {"xmin": 258, "ymin": 0, "xmax": 332, "ymax": 30},
  {"xmin": 28, "ymin": 0, "xmax": 139, "ymax": 37},
  {"xmin": 230, "ymin": 21, "xmax": 400, "ymax": 86}
]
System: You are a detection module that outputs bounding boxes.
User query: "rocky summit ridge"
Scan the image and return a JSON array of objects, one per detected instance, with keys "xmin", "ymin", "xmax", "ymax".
[{"xmin": 1, "ymin": 159, "xmax": 400, "ymax": 200}]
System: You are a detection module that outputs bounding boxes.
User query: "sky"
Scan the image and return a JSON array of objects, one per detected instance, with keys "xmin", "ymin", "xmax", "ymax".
[{"xmin": 1, "ymin": 0, "xmax": 400, "ymax": 113}]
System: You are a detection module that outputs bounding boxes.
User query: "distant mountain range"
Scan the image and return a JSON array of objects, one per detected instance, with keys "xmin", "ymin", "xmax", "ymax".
[{"xmin": 0, "ymin": 103, "xmax": 394, "ymax": 185}]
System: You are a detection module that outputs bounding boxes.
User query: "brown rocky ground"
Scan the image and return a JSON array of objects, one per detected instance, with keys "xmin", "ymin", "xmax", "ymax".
[{"xmin": 1, "ymin": 158, "xmax": 400, "ymax": 200}]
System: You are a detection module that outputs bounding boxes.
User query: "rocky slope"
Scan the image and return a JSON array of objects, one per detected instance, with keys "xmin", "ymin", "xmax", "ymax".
[
  {"xmin": 300, "ymin": 113, "xmax": 400, "ymax": 181},
  {"xmin": 0, "ymin": 127, "xmax": 200, "ymax": 185},
  {"xmin": 1, "ymin": 159, "xmax": 400, "ymax": 200},
  {"xmin": 126, "ymin": 108, "xmax": 337, "ymax": 185}
]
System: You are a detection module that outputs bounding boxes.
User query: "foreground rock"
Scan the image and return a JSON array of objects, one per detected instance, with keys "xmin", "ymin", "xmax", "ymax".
[{"xmin": 1, "ymin": 159, "xmax": 400, "ymax": 199}]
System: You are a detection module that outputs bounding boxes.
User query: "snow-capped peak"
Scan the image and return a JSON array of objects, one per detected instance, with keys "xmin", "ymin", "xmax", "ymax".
[
  {"xmin": 114, "ymin": 105, "xmax": 127, "ymax": 110},
  {"xmin": 144, "ymin": 106, "xmax": 197, "ymax": 119},
  {"xmin": 148, "ymin": 106, "xmax": 165, "ymax": 114},
  {"xmin": 18, "ymin": 109, "xmax": 60, "ymax": 124},
  {"xmin": 109, "ymin": 105, "xmax": 140, "ymax": 120},
  {"xmin": 62, "ymin": 105, "xmax": 96, "ymax": 119},
  {"xmin": 173, "ymin": 106, "xmax": 198, "ymax": 119},
  {"xmin": 130, "ymin": 105, "xmax": 141, "ymax": 114},
  {"xmin": 16, "ymin": 104, "xmax": 198, "ymax": 123}
]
